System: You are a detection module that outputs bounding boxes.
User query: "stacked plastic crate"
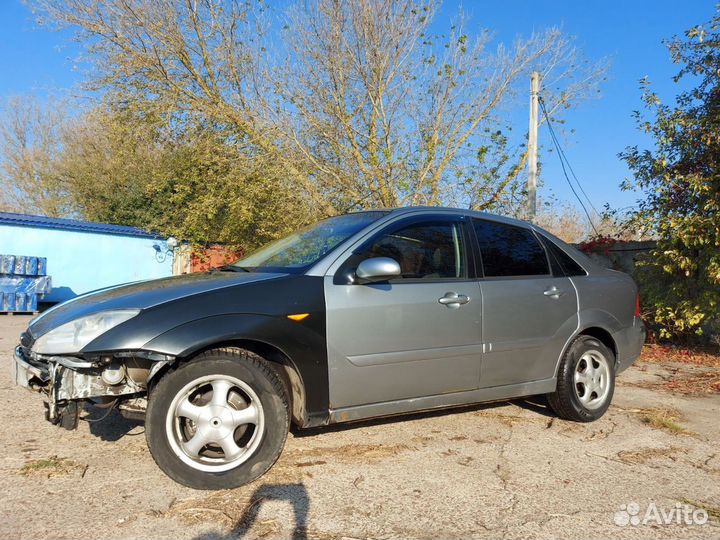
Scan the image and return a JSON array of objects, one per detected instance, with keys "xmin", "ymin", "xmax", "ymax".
[{"xmin": 0, "ymin": 255, "xmax": 52, "ymax": 313}]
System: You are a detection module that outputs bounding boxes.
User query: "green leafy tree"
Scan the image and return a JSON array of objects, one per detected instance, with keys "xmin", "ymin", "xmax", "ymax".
[
  {"xmin": 0, "ymin": 99, "xmax": 313, "ymax": 249},
  {"xmin": 621, "ymin": 9, "xmax": 720, "ymax": 341},
  {"xmin": 61, "ymin": 105, "xmax": 316, "ymax": 249}
]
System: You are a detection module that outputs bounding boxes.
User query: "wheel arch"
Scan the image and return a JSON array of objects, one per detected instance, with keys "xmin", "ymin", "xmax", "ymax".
[
  {"xmin": 577, "ymin": 326, "xmax": 618, "ymax": 360},
  {"xmin": 554, "ymin": 324, "xmax": 620, "ymax": 380},
  {"xmin": 179, "ymin": 339, "xmax": 308, "ymax": 428}
]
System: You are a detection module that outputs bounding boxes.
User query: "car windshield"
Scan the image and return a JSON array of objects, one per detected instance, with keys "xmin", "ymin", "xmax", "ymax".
[{"xmin": 231, "ymin": 211, "xmax": 389, "ymax": 273}]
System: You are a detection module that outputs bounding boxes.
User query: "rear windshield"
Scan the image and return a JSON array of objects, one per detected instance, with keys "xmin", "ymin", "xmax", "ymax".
[{"xmin": 231, "ymin": 211, "xmax": 389, "ymax": 273}]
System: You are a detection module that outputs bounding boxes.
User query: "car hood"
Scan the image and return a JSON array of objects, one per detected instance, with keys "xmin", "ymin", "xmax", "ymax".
[{"xmin": 28, "ymin": 271, "xmax": 287, "ymax": 338}]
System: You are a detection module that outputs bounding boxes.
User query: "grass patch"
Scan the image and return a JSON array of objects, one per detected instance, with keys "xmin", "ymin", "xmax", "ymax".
[
  {"xmin": 19, "ymin": 456, "xmax": 82, "ymax": 477},
  {"xmin": 635, "ymin": 407, "xmax": 693, "ymax": 435}
]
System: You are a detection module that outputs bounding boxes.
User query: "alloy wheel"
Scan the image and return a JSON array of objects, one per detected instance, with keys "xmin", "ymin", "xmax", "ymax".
[
  {"xmin": 573, "ymin": 351, "xmax": 611, "ymax": 410},
  {"xmin": 165, "ymin": 375, "xmax": 265, "ymax": 472}
]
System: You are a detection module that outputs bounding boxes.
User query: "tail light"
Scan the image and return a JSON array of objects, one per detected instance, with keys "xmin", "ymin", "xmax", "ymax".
[{"xmin": 634, "ymin": 293, "xmax": 641, "ymax": 317}]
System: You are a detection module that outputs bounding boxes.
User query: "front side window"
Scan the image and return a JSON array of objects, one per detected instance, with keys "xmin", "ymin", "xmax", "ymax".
[
  {"xmin": 232, "ymin": 211, "xmax": 388, "ymax": 272},
  {"xmin": 473, "ymin": 219, "xmax": 549, "ymax": 277},
  {"xmin": 344, "ymin": 220, "xmax": 466, "ymax": 280}
]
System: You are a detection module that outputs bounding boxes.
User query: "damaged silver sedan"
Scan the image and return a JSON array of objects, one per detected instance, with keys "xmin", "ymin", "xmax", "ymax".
[{"xmin": 13, "ymin": 208, "xmax": 645, "ymax": 489}]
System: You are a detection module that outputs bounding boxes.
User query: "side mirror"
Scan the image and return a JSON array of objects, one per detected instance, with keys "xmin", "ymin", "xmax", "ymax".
[{"xmin": 355, "ymin": 257, "xmax": 401, "ymax": 284}]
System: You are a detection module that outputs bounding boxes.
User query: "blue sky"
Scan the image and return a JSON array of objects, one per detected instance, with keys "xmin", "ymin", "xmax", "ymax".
[{"xmin": 0, "ymin": 0, "xmax": 715, "ymax": 213}]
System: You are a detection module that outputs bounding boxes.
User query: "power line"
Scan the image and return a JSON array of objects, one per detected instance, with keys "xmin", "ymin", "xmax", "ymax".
[
  {"xmin": 538, "ymin": 97, "xmax": 600, "ymax": 237},
  {"xmin": 556, "ymin": 145, "xmax": 601, "ymax": 216},
  {"xmin": 540, "ymin": 101, "xmax": 601, "ymax": 216}
]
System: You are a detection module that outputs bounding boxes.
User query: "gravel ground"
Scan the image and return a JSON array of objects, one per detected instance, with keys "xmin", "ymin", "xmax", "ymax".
[{"xmin": 1, "ymin": 314, "xmax": 718, "ymax": 539}]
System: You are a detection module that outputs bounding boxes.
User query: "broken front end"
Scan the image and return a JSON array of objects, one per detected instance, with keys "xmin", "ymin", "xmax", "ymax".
[{"xmin": 14, "ymin": 330, "xmax": 173, "ymax": 429}]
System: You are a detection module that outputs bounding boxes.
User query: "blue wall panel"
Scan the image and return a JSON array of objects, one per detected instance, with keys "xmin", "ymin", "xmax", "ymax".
[{"xmin": 0, "ymin": 225, "xmax": 173, "ymax": 302}]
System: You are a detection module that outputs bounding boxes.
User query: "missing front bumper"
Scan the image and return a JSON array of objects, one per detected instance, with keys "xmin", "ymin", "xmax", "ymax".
[
  {"xmin": 13, "ymin": 346, "xmax": 49, "ymax": 390},
  {"xmin": 13, "ymin": 346, "xmax": 154, "ymax": 428}
]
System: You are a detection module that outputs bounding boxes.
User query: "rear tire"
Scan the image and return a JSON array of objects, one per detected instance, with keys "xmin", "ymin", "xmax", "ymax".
[
  {"xmin": 547, "ymin": 335, "xmax": 615, "ymax": 422},
  {"xmin": 145, "ymin": 348, "xmax": 289, "ymax": 489}
]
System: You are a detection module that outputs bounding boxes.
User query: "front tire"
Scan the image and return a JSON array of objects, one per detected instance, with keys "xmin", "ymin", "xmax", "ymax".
[
  {"xmin": 145, "ymin": 348, "xmax": 289, "ymax": 489},
  {"xmin": 547, "ymin": 335, "xmax": 615, "ymax": 422}
]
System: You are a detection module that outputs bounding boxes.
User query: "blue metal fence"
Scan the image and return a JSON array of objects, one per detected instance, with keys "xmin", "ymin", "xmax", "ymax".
[{"xmin": 0, "ymin": 212, "xmax": 174, "ymax": 303}]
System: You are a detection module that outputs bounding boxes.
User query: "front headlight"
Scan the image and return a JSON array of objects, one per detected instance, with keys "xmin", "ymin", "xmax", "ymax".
[{"xmin": 33, "ymin": 310, "xmax": 141, "ymax": 355}]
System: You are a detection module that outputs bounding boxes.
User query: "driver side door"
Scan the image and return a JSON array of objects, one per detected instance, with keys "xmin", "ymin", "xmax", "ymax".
[{"xmin": 324, "ymin": 215, "xmax": 483, "ymax": 409}]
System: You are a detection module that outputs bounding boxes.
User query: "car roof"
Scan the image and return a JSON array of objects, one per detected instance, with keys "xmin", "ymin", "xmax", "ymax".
[
  {"xmin": 310, "ymin": 205, "xmax": 601, "ymax": 276},
  {"xmin": 365, "ymin": 205, "xmax": 598, "ymax": 268},
  {"xmin": 377, "ymin": 206, "xmax": 534, "ymax": 229}
]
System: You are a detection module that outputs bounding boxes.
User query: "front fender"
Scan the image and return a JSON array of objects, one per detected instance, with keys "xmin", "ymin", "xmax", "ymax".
[{"xmin": 141, "ymin": 313, "xmax": 329, "ymax": 424}]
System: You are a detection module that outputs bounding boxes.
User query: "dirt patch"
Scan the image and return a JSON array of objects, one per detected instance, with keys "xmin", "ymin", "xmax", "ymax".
[
  {"xmin": 663, "ymin": 371, "xmax": 720, "ymax": 395},
  {"xmin": 167, "ymin": 484, "xmax": 335, "ymax": 538},
  {"xmin": 213, "ymin": 443, "xmax": 412, "ymax": 486},
  {"xmin": 410, "ymin": 435, "xmax": 436, "ymax": 446},
  {"xmin": 616, "ymin": 446, "xmax": 682, "ymax": 464},
  {"xmin": 623, "ymin": 365, "xmax": 720, "ymax": 396},
  {"xmin": 634, "ymin": 345, "xmax": 720, "ymax": 395},
  {"xmin": 287, "ymin": 443, "xmax": 410, "ymax": 463},
  {"xmin": 474, "ymin": 411, "xmax": 542, "ymax": 426},
  {"xmin": 640, "ymin": 344, "xmax": 720, "ymax": 368},
  {"xmin": 295, "ymin": 459, "xmax": 327, "ymax": 467},
  {"xmin": 167, "ymin": 491, "xmax": 248, "ymax": 528},
  {"xmin": 681, "ymin": 499, "xmax": 720, "ymax": 523}
]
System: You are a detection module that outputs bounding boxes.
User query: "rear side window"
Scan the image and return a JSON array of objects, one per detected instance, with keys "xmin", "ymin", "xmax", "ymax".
[
  {"xmin": 473, "ymin": 219, "xmax": 549, "ymax": 277},
  {"xmin": 540, "ymin": 235, "xmax": 587, "ymax": 277}
]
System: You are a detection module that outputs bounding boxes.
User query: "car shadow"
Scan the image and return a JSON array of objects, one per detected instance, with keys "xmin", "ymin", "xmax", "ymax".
[
  {"xmin": 291, "ymin": 397, "xmax": 555, "ymax": 437},
  {"xmin": 82, "ymin": 395, "xmax": 557, "ymax": 442},
  {"xmin": 83, "ymin": 405, "xmax": 144, "ymax": 441},
  {"xmin": 510, "ymin": 394, "xmax": 555, "ymax": 417},
  {"xmin": 190, "ymin": 483, "xmax": 310, "ymax": 540}
]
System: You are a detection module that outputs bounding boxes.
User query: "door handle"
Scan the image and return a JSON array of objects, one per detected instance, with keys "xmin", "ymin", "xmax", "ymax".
[
  {"xmin": 438, "ymin": 292, "xmax": 470, "ymax": 307},
  {"xmin": 543, "ymin": 287, "xmax": 565, "ymax": 297}
]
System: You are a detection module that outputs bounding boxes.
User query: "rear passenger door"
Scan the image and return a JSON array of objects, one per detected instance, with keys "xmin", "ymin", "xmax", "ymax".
[{"xmin": 472, "ymin": 219, "xmax": 578, "ymax": 388}]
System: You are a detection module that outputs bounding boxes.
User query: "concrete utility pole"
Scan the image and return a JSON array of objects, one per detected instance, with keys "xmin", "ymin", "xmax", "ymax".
[{"xmin": 527, "ymin": 71, "xmax": 539, "ymax": 220}]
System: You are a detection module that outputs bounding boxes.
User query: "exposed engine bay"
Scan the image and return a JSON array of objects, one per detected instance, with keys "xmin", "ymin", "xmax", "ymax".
[{"xmin": 14, "ymin": 339, "xmax": 173, "ymax": 429}]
